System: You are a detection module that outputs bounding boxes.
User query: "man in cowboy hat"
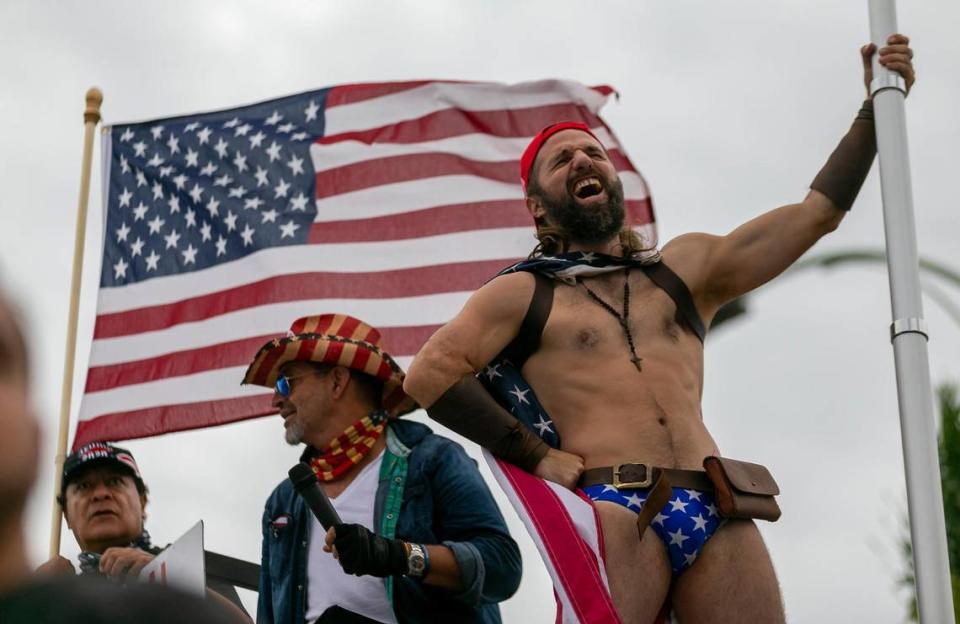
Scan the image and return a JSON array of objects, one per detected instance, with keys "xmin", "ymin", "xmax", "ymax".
[{"xmin": 244, "ymin": 313, "xmax": 521, "ymax": 624}]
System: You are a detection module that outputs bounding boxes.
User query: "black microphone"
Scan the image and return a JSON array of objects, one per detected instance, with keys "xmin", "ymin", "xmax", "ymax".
[{"xmin": 288, "ymin": 463, "xmax": 342, "ymax": 530}]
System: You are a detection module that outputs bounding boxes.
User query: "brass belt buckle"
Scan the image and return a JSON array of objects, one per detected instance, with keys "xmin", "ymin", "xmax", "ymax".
[{"xmin": 612, "ymin": 463, "xmax": 653, "ymax": 489}]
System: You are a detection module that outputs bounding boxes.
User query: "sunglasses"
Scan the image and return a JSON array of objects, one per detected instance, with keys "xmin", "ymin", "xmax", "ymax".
[{"xmin": 274, "ymin": 368, "xmax": 330, "ymax": 397}]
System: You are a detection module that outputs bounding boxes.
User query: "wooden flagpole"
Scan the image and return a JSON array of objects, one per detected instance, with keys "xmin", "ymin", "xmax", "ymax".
[{"xmin": 49, "ymin": 87, "xmax": 102, "ymax": 557}]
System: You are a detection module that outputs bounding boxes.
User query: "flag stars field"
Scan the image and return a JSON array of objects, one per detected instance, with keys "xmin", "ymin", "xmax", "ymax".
[
  {"xmin": 144, "ymin": 250, "xmax": 159, "ymax": 271},
  {"xmin": 279, "ymin": 220, "xmax": 298, "ymax": 238},
  {"xmin": 224, "ymin": 211, "xmax": 238, "ymax": 232},
  {"xmin": 113, "ymin": 257, "xmax": 128, "ymax": 279},
  {"xmin": 115, "ymin": 222, "xmax": 130, "ymax": 243},
  {"xmin": 182, "ymin": 244, "xmax": 198, "ymax": 265},
  {"xmin": 163, "ymin": 229, "xmax": 180, "ymax": 250}
]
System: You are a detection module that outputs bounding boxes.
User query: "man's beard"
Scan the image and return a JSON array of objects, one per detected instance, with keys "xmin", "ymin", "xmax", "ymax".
[
  {"xmin": 285, "ymin": 421, "xmax": 305, "ymax": 446},
  {"xmin": 539, "ymin": 174, "xmax": 626, "ymax": 246}
]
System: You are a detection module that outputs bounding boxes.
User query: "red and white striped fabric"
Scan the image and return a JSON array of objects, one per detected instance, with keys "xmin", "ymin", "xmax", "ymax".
[
  {"xmin": 79, "ymin": 79, "xmax": 655, "ymax": 622},
  {"xmin": 486, "ymin": 452, "xmax": 623, "ymax": 623}
]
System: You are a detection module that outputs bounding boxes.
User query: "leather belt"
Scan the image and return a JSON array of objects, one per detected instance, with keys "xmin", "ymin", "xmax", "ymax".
[
  {"xmin": 579, "ymin": 463, "xmax": 713, "ymax": 491},
  {"xmin": 579, "ymin": 463, "xmax": 714, "ymax": 540}
]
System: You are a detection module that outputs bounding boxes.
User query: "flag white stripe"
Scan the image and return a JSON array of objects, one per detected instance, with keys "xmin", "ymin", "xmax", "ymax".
[
  {"xmin": 97, "ymin": 227, "xmax": 531, "ymax": 314},
  {"xmin": 90, "ymin": 291, "xmax": 471, "ymax": 367},
  {"xmin": 484, "ymin": 452, "xmax": 582, "ymax": 623},
  {"xmin": 560, "ymin": 488, "xmax": 612, "ymax": 592},
  {"xmin": 324, "ymin": 80, "xmax": 610, "ymax": 136},
  {"xmin": 79, "ymin": 365, "xmax": 269, "ymax": 422},
  {"xmin": 309, "ymin": 126, "xmax": 622, "ymax": 173},
  {"xmin": 80, "ymin": 355, "xmax": 420, "ymax": 423},
  {"xmin": 312, "ymin": 172, "xmax": 649, "ymax": 223}
]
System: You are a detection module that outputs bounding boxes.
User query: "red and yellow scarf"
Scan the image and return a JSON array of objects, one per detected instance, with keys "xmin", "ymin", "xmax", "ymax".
[{"xmin": 309, "ymin": 410, "xmax": 387, "ymax": 482}]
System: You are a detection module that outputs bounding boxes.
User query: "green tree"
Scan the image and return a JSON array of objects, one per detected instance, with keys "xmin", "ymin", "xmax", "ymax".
[{"xmin": 901, "ymin": 382, "xmax": 960, "ymax": 622}]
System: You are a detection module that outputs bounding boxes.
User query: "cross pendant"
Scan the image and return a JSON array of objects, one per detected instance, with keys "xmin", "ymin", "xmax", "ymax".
[{"xmin": 630, "ymin": 355, "xmax": 643, "ymax": 372}]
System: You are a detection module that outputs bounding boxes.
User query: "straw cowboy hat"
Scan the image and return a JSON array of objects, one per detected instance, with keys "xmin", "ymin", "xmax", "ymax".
[{"xmin": 242, "ymin": 313, "xmax": 417, "ymax": 417}]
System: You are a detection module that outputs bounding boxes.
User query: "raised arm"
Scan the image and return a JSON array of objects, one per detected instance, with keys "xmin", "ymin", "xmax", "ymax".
[{"xmin": 666, "ymin": 35, "xmax": 915, "ymax": 321}]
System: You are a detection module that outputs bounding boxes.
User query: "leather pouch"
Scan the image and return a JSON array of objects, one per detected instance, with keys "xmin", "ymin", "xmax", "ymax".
[{"xmin": 702, "ymin": 456, "xmax": 781, "ymax": 522}]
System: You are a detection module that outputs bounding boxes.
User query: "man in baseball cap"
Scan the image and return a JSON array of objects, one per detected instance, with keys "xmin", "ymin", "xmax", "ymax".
[
  {"xmin": 246, "ymin": 313, "xmax": 521, "ymax": 624},
  {"xmin": 0, "ymin": 285, "xmax": 244, "ymax": 623},
  {"xmin": 39, "ymin": 442, "xmax": 158, "ymax": 580},
  {"xmin": 38, "ymin": 440, "xmax": 250, "ymax": 621}
]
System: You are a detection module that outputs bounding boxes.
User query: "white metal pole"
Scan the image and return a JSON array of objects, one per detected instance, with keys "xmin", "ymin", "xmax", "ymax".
[{"xmin": 867, "ymin": 2, "xmax": 955, "ymax": 621}]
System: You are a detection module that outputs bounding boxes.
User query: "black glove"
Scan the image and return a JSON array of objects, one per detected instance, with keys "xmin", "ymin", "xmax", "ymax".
[{"xmin": 332, "ymin": 523, "xmax": 408, "ymax": 577}]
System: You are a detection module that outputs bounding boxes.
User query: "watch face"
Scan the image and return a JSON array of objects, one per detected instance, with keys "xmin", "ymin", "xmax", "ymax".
[{"xmin": 408, "ymin": 544, "xmax": 427, "ymax": 576}]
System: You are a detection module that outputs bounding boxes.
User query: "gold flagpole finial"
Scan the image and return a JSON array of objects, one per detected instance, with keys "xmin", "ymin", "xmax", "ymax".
[{"xmin": 84, "ymin": 87, "xmax": 103, "ymax": 124}]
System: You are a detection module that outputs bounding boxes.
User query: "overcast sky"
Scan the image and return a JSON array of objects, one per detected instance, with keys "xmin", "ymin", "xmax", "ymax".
[{"xmin": 2, "ymin": 1, "xmax": 959, "ymax": 621}]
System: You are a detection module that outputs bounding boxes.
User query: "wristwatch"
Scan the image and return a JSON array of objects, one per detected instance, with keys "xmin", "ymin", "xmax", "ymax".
[{"xmin": 405, "ymin": 542, "xmax": 429, "ymax": 578}]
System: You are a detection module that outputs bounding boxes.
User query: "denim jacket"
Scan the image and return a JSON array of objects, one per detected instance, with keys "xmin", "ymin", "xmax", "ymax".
[{"xmin": 257, "ymin": 419, "xmax": 522, "ymax": 624}]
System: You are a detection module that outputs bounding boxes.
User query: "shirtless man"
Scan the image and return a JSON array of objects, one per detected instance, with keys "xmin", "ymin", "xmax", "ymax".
[{"xmin": 403, "ymin": 37, "xmax": 915, "ymax": 623}]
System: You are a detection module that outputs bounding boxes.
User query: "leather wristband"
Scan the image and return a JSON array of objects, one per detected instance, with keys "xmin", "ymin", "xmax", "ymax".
[
  {"xmin": 427, "ymin": 374, "xmax": 549, "ymax": 472},
  {"xmin": 810, "ymin": 100, "xmax": 876, "ymax": 211}
]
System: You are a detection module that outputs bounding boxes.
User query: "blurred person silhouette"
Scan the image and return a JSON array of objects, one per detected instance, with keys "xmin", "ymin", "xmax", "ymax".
[{"xmin": 0, "ymin": 285, "xmax": 244, "ymax": 623}]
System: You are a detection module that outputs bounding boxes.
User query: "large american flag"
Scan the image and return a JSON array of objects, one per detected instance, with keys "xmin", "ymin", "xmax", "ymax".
[{"xmin": 80, "ymin": 79, "xmax": 655, "ymax": 623}]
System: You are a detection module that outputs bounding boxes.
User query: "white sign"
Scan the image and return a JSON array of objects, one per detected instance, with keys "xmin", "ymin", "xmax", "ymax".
[{"xmin": 138, "ymin": 520, "xmax": 206, "ymax": 596}]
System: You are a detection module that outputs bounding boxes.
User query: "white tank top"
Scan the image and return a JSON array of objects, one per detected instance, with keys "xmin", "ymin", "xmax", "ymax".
[{"xmin": 304, "ymin": 450, "xmax": 397, "ymax": 623}]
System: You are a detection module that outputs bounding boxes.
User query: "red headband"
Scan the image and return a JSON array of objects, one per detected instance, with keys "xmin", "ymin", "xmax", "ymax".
[{"xmin": 519, "ymin": 122, "xmax": 600, "ymax": 193}]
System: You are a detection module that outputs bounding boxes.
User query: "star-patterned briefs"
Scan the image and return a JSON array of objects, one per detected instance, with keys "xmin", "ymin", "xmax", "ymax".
[{"xmin": 583, "ymin": 484, "xmax": 723, "ymax": 575}]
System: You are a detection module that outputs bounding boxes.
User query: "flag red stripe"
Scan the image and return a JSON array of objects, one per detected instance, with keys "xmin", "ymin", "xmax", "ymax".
[
  {"xmin": 72, "ymin": 394, "xmax": 276, "ymax": 450},
  {"xmin": 626, "ymin": 197, "xmax": 654, "ymax": 226},
  {"xmin": 324, "ymin": 81, "xmax": 614, "ymax": 109},
  {"xmin": 85, "ymin": 335, "xmax": 270, "ymax": 392},
  {"xmin": 316, "ymin": 154, "xmax": 517, "ymax": 198},
  {"xmin": 325, "ymin": 80, "xmax": 456, "ymax": 108},
  {"xmin": 307, "ymin": 197, "xmax": 651, "ymax": 244},
  {"xmin": 497, "ymin": 460, "xmax": 621, "ymax": 623},
  {"xmin": 93, "ymin": 259, "xmax": 512, "ymax": 340},
  {"xmin": 307, "ymin": 200, "xmax": 528, "ymax": 243},
  {"xmin": 590, "ymin": 85, "xmax": 616, "ymax": 97},
  {"xmin": 313, "ymin": 149, "xmax": 637, "ymax": 200},
  {"xmin": 318, "ymin": 102, "xmax": 605, "ymax": 146},
  {"xmin": 85, "ymin": 325, "xmax": 442, "ymax": 393}
]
